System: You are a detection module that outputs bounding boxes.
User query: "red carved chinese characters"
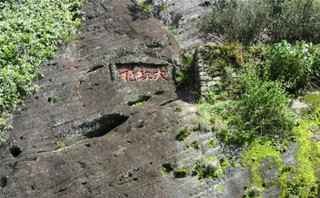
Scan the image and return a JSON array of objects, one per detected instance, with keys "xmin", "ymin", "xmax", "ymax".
[
  {"xmin": 154, "ymin": 67, "xmax": 168, "ymax": 81},
  {"xmin": 137, "ymin": 67, "xmax": 145, "ymax": 81},
  {"xmin": 119, "ymin": 66, "xmax": 168, "ymax": 82},
  {"xmin": 119, "ymin": 66, "xmax": 136, "ymax": 82}
]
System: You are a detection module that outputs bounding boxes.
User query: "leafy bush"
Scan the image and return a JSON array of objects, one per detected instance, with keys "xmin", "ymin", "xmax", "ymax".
[
  {"xmin": 265, "ymin": 0, "xmax": 320, "ymax": 44},
  {"xmin": 198, "ymin": 0, "xmax": 268, "ymax": 45},
  {"xmin": 267, "ymin": 41, "xmax": 313, "ymax": 93},
  {"xmin": 245, "ymin": 41, "xmax": 320, "ymax": 93},
  {"xmin": 0, "ymin": 0, "xmax": 85, "ymax": 141},
  {"xmin": 230, "ymin": 74, "xmax": 294, "ymax": 143},
  {"xmin": 199, "ymin": 0, "xmax": 320, "ymax": 44}
]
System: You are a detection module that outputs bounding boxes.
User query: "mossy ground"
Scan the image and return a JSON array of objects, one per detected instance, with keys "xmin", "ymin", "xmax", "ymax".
[{"xmin": 241, "ymin": 104, "xmax": 320, "ymax": 197}]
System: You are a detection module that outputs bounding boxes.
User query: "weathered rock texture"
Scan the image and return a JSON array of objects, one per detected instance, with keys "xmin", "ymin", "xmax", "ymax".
[
  {"xmin": 0, "ymin": 1, "xmax": 303, "ymax": 198},
  {"xmin": 151, "ymin": 0, "xmax": 214, "ymax": 49},
  {"xmin": 0, "ymin": 0, "xmax": 186, "ymax": 197}
]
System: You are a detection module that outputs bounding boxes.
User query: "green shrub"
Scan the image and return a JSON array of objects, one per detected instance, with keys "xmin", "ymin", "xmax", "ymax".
[
  {"xmin": 157, "ymin": 128, "xmax": 165, "ymax": 134},
  {"xmin": 0, "ymin": 0, "xmax": 85, "ymax": 141},
  {"xmin": 198, "ymin": 0, "xmax": 268, "ymax": 45},
  {"xmin": 193, "ymin": 155, "xmax": 224, "ymax": 181},
  {"xmin": 231, "ymin": 74, "xmax": 294, "ymax": 143},
  {"xmin": 265, "ymin": 0, "xmax": 320, "ymax": 44},
  {"xmin": 267, "ymin": 41, "xmax": 313, "ymax": 93},
  {"xmin": 246, "ymin": 41, "xmax": 320, "ymax": 93},
  {"xmin": 216, "ymin": 186, "xmax": 224, "ymax": 191},
  {"xmin": 48, "ymin": 97, "xmax": 57, "ymax": 103},
  {"xmin": 199, "ymin": 0, "xmax": 320, "ymax": 44}
]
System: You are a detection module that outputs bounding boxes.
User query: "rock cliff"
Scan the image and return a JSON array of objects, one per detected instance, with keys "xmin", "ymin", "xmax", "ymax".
[
  {"xmin": 0, "ymin": 0, "xmax": 187, "ymax": 197},
  {"xmin": 0, "ymin": 1, "xmax": 311, "ymax": 198}
]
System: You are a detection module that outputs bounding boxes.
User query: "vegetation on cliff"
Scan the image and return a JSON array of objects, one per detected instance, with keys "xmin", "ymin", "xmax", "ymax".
[
  {"xmin": 0, "ymin": 0, "xmax": 85, "ymax": 141},
  {"xmin": 199, "ymin": 0, "xmax": 320, "ymax": 45},
  {"xmin": 192, "ymin": 1, "xmax": 320, "ymax": 194}
]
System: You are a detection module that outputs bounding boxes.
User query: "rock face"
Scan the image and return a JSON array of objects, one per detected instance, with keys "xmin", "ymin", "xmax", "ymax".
[
  {"xmin": 0, "ymin": 1, "xmax": 304, "ymax": 198},
  {"xmin": 151, "ymin": 0, "xmax": 214, "ymax": 49},
  {"xmin": 0, "ymin": 0, "xmax": 185, "ymax": 197}
]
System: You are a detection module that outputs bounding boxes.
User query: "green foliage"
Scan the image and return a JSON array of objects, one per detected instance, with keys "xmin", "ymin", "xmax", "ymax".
[
  {"xmin": 191, "ymin": 141, "xmax": 200, "ymax": 149},
  {"xmin": 198, "ymin": 0, "xmax": 268, "ymax": 44},
  {"xmin": 207, "ymin": 43, "xmax": 244, "ymax": 68},
  {"xmin": 246, "ymin": 41, "xmax": 320, "ymax": 93},
  {"xmin": 230, "ymin": 74, "xmax": 294, "ymax": 143},
  {"xmin": 199, "ymin": 0, "xmax": 320, "ymax": 44},
  {"xmin": 176, "ymin": 126, "xmax": 191, "ymax": 141},
  {"xmin": 165, "ymin": 25, "xmax": 180, "ymax": 42},
  {"xmin": 276, "ymin": 117, "xmax": 320, "ymax": 197},
  {"xmin": 157, "ymin": 128, "xmax": 165, "ymax": 134},
  {"xmin": 305, "ymin": 93, "xmax": 320, "ymax": 109},
  {"xmin": 159, "ymin": 5, "xmax": 166, "ymax": 12},
  {"xmin": 193, "ymin": 155, "xmax": 225, "ymax": 181},
  {"xmin": 174, "ymin": 168, "xmax": 188, "ymax": 178},
  {"xmin": 240, "ymin": 113, "xmax": 320, "ymax": 197},
  {"xmin": 207, "ymin": 139, "xmax": 217, "ymax": 148},
  {"xmin": 136, "ymin": 0, "xmax": 152, "ymax": 12},
  {"xmin": 242, "ymin": 140, "xmax": 282, "ymax": 193},
  {"xmin": 48, "ymin": 97, "xmax": 56, "ymax": 103},
  {"xmin": 176, "ymin": 70, "xmax": 192, "ymax": 86},
  {"xmin": 0, "ymin": 0, "xmax": 85, "ymax": 141},
  {"xmin": 198, "ymin": 42, "xmax": 320, "ymax": 196},
  {"xmin": 131, "ymin": 101, "xmax": 146, "ymax": 107},
  {"xmin": 173, "ymin": 107, "xmax": 182, "ymax": 112},
  {"xmin": 215, "ymin": 186, "xmax": 224, "ymax": 191},
  {"xmin": 265, "ymin": 0, "xmax": 320, "ymax": 44},
  {"xmin": 196, "ymin": 103, "xmax": 213, "ymax": 132},
  {"xmin": 267, "ymin": 41, "xmax": 314, "ymax": 93},
  {"xmin": 57, "ymin": 141, "xmax": 67, "ymax": 148},
  {"xmin": 160, "ymin": 163, "xmax": 173, "ymax": 175},
  {"xmin": 184, "ymin": 53, "xmax": 194, "ymax": 65},
  {"xmin": 219, "ymin": 157, "xmax": 229, "ymax": 171}
]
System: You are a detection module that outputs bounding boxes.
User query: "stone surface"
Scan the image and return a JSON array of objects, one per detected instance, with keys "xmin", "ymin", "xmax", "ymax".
[
  {"xmin": 0, "ymin": 0, "xmax": 183, "ymax": 197},
  {"xmin": 0, "ymin": 1, "xmax": 310, "ymax": 197},
  {"xmin": 290, "ymin": 100, "xmax": 310, "ymax": 113},
  {"xmin": 151, "ymin": 0, "xmax": 215, "ymax": 49}
]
